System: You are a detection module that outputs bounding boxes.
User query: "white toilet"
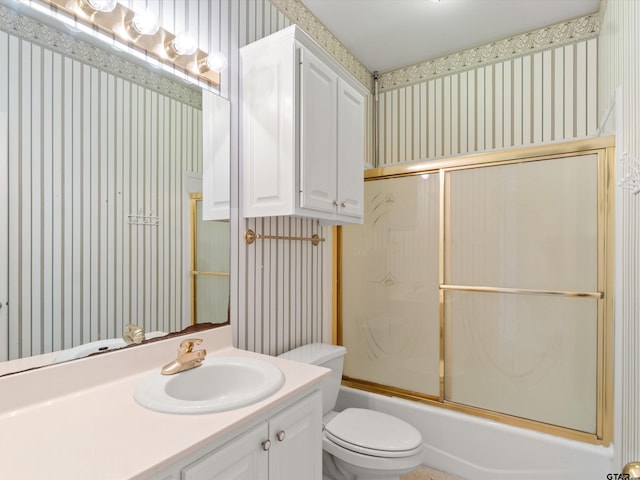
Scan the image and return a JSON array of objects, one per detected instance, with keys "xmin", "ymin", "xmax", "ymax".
[{"xmin": 279, "ymin": 343, "xmax": 423, "ymax": 480}]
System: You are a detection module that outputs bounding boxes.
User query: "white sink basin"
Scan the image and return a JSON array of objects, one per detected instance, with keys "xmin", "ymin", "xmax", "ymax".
[{"xmin": 134, "ymin": 356, "xmax": 285, "ymax": 414}]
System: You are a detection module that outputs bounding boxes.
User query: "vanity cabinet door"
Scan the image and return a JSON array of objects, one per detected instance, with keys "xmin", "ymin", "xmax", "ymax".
[
  {"xmin": 268, "ymin": 390, "xmax": 322, "ymax": 480},
  {"xmin": 170, "ymin": 391, "xmax": 322, "ymax": 480},
  {"xmin": 182, "ymin": 424, "xmax": 269, "ymax": 480}
]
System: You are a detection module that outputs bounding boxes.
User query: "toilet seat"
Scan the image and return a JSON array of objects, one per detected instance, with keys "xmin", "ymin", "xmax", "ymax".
[{"xmin": 324, "ymin": 408, "xmax": 422, "ymax": 458}]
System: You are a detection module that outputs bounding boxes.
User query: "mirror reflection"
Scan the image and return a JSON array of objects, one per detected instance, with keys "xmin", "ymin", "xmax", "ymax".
[
  {"xmin": 190, "ymin": 194, "xmax": 230, "ymax": 325},
  {"xmin": 0, "ymin": 8, "xmax": 231, "ymax": 376}
]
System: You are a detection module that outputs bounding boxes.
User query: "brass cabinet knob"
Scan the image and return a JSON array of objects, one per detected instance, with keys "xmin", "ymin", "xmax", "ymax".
[{"xmin": 276, "ymin": 430, "xmax": 285, "ymax": 442}]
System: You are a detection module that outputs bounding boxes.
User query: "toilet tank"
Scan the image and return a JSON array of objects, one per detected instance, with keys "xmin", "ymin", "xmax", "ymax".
[{"xmin": 278, "ymin": 343, "xmax": 346, "ymax": 415}]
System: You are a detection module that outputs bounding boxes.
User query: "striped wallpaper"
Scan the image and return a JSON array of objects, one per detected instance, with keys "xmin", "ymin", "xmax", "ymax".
[
  {"xmin": 132, "ymin": 0, "xmax": 332, "ymax": 356},
  {"xmin": 0, "ymin": 0, "xmax": 332, "ymax": 365},
  {"xmin": 7, "ymin": 8, "xmax": 640, "ymax": 457},
  {"xmin": 0, "ymin": 27, "xmax": 202, "ymax": 360},
  {"xmin": 227, "ymin": 2, "xmax": 332, "ymax": 354},
  {"xmin": 376, "ymin": 38, "xmax": 599, "ymax": 165},
  {"xmin": 599, "ymin": 0, "xmax": 640, "ymax": 468},
  {"xmin": 0, "ymin": 0, "xmax": 611, "ymax": 376},
  {"xmin": 5, "ymin": 0, "xmax": 639, "ymax": 468}
]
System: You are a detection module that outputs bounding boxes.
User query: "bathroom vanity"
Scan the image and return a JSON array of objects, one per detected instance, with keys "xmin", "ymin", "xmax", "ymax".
[
  {"xmin": 170, "ymin": 391, "xmax": 321, "ymax": 480},
  {"xmin": 0, "ymin": 325, "xmax": 328, "ymax": 479}
]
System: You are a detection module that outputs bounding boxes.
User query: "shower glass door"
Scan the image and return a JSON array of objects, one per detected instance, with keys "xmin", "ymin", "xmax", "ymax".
[
  {"xmin": 338, "ymin": 139, "xmax": 613, "ymax": 444},
  {"xmin": 341, "ymin": 173, "xmax": 441, "ymax": 397},
  {"xmin": 443, "ymin": 154, "xmax": 600, "ymax": 433}
]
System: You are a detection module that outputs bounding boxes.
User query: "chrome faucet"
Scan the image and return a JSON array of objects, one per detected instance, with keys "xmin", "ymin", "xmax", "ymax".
[
  {"xmin": 161, "ymin": 338, "xmax": 207, "ymax": 375},
  {"xmin": 123, "ymin": 324, "xmax": 146, "ymax": 345}
]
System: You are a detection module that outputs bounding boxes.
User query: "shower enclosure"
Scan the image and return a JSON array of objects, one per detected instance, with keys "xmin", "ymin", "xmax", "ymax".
[{"xmin": 339, "ymin": 137, "xmax": 614, "ymax": 444}]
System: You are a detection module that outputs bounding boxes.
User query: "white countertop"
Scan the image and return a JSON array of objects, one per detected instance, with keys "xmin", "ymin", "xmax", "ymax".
[{"xmin": 0, "ymin": 326, "xmax": 329, "ymax": 479}]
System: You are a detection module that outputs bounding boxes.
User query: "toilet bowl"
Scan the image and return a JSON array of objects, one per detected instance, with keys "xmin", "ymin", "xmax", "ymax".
[
  {"xmin": 278, "ymin": 343, "xmax": 423, "ymax": 480},
  {"xmin": 322, "ymin": 408, "xmax": 423, "ymax": 480}
]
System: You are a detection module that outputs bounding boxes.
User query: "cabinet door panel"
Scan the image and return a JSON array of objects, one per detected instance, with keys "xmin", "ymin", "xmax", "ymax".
[
  {"xmin": 202, "ymin": 90, "xmax": 230, "ymax": 221},
  {"xmin": 337, "ymin": 78, "xmax": 365, "ymax": 219},
  {"xmin": 268, "ymin": 391, "xmax": 322, "ymax": 480},
  {"xmin": 182, "ymin": 424, "xmax": 269, "ymax": 480},
  {"xmin": 242, "ymin": 39, "xmax": 295, "ymax": 217},
  {"xmin": 300, "ymin": 48, "xmax": 338, "ymax": 214}
]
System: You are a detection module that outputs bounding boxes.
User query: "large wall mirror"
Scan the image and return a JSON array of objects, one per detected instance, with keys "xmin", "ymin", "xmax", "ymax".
[{"xmin": 0, "ymin": 3, "xmax": 230, "ymax": 375}]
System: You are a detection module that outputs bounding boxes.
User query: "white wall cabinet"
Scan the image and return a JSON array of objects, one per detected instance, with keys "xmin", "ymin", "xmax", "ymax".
[
  {"xmin": 149, "ymin": 391, "xmax": 322, "ymax": 480},
  {"xmin": 241, "ymin": 25, "xmax": 367, "ymax": 224},
  {"xmin": 202, "ymin": 91, "xmax": 231, "ymax": 221}
]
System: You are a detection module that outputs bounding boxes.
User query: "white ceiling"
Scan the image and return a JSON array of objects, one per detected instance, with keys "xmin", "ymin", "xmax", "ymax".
[{"xmin": 301, "ymin": 0, "xmax": 601, "ymax": 73}]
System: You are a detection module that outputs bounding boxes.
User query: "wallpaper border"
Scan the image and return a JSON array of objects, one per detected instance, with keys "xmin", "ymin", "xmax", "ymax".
[
  {"xmin": 0, "ymin": 4, "xmax": 202, "ymax": 108},
  {"xmin": 270, "ymin": 0, "xmax": 600, "ymax": 94},
  {"xmin": 269, "ymin": 0, "xmax": 374, "ymax": 91},
  {"xmin": 377, "ymin": 13, "xmax": 601, "ymax": 91}
]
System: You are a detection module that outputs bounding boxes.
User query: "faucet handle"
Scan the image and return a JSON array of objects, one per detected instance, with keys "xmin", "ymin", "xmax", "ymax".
[
  {"xmin": 123, "ymin": 324, "xmax": 145, "ymax": 345},
  {"xmin": 179, "ymin": 338, "xmax": 203, "ymax": 354}
]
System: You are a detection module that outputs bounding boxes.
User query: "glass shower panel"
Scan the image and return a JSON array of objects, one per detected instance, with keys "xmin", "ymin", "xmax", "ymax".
[
  {"xmin": 446, "ymin": 154, "xmax": 599, "ymax": 292},
  {"xmin": 195, "ymin": 275, "xmax": 229, "ymax": 324},
  {"xmin": 444, "ymin": 290, "xmax": 598, "ymax": 433},
  {"xmin": 194, "ymin": 200, "xmax": 230, "ymax": 324},
  {"xmin": 341, "ymin": 174, "xmax": 440, "ymax": 396}
]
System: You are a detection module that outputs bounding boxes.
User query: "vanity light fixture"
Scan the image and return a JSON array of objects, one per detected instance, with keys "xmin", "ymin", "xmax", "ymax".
[
  {"xmin": 169, "ymin": 33, "xmax": 198, "ymax": 57},
  {"xmin": 35, "ymin": 0, "xmax": 221, "ymax": 87},
  {"xmin": 202, "ymin": 51, "xmax": 228, "ymax": 73},
  {"xmin": 85, "ymin": 0, "xmax": 117, "ymax": 13},
  {"xmin": 131, "ymin": 9, "xmax": 160, "ymax": 36}
]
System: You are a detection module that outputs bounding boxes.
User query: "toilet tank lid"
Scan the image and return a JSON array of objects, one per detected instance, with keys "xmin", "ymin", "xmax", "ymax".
[{"xmin": 278, "ymin": 343, "xmax": 346, "ymax": 365}]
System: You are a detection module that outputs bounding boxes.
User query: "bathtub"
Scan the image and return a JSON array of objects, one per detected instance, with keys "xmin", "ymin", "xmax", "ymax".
[{"xmin": 335, "ymin": 386, "xmax": 614, "ymax": 480}]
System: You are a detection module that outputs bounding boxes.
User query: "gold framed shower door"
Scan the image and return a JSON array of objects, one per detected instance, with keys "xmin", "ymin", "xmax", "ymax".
[{"xmin": 337, "ymin": 136, "xmax": 615, "ymax": 446}]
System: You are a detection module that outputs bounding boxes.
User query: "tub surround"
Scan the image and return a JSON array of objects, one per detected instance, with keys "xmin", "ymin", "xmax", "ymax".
[{"xmin": 0, "ymin": 325, "xmax": 329, "ymax": 479}]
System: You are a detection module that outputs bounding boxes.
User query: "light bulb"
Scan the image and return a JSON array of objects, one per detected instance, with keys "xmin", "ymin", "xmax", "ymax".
[
  {"xmin": 204, "ymin": 51, "xmax": 227, "ymax": 73},
  {"xmin": 132, "ymin": 9, "xmax": 159, "ymax": 36},
  {"xmin": 171, "ymin": 33, "xmax": 197, "ymax": 56},
  {"xmin": 86, "ymin": 0, "xmax": 117, "ymax": 12}
]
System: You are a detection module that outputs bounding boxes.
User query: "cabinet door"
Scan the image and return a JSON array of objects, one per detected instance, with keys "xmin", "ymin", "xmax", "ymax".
[
  {"xmin": 336, "ymin": 78, "xmax": 365, "ymax": 220},
  {"xmin": 299, "ymin": 48, "xmax": 338, "ymax": 214},
  {"xmin": 182, "ymin": 424, "xmax": 269, "ymax": 480},
  {"xmin": 268, "ymin": 391, "xmax": 322, "ymax": 480},
  {"xmin": 202, "ymin": 90, "xmax": 230, "ymax": 221},
  {"xmin": 241, "ymin": 36, "xmax": 296, "ymax": 217}
]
